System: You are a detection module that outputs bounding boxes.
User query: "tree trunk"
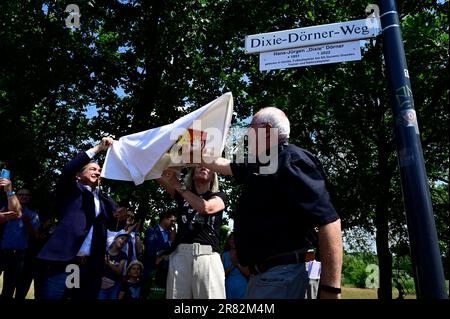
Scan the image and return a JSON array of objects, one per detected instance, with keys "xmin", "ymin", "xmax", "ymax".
[
  {"xmin": 132, "ymin": 0, "xmax": 164, "ymax": 132},
  {"xmin": 372, "ymin": 39, "xmax": 394, "ymax": 299},
  {"xmin": 375, "ymin": 136, "xmax": 394, "ymax": 299},
  {"xmin": 375, "ymin": 197, "xmax": 393, "ymax": 299},
  {"xmin": 374, "ymin": 140, "xmax": 393, "ymax": 299}
]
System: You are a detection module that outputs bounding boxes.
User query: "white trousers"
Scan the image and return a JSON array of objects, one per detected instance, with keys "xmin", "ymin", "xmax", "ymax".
[{"xmin": 166, "ymin": 243, "xmax": 226, "ymax": 299}]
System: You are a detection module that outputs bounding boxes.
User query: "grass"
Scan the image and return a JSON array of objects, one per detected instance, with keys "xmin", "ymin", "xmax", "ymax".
[
  {"xmin": 342, "ymin": 286, "xmax": 416, "ymax": 299},
  {"xmin": 0, "ymin": 274, "xmax": 432, "ymax": 299}
]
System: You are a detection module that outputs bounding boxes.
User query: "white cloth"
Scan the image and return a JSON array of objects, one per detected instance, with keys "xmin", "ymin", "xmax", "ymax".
[{"xmin": 101, "ymin": 92, "xmax": 233, "ymax": 185}]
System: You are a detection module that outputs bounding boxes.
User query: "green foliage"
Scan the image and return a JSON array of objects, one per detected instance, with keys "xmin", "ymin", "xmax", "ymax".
[
  {"xmin": 343, "ymin": 253, "xmax": 417, "ymax": 292},
  {"xmin": 392, "ymin": 255, "xmax": 416, "ymax": 294},
  {"xmin": 0, "ymin": 1, "xmax": 447, "ymax": 299},
  {"xmin": 342, "ymin": 253, "xmax": 378, "ymax": 288}
]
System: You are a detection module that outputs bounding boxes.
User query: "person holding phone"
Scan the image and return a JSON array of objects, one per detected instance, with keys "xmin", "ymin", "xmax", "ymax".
[
  {"xmin": 0, "ymin": 188, "xmax": 39, "ymax": 300},
  {"xmin": 0, "ymin": 170, "xmax": 22, "ymax": 224}
]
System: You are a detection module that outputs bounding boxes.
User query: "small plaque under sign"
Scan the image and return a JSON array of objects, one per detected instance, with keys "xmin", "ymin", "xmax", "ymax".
[{"xmin": 259, "ymin": 41, "xmax": 361, "ymax": 71}]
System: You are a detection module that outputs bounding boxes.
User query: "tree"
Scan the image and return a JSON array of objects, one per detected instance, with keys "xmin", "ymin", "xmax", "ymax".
[{"xmin": 0, "ymin": 1, "xmax": 447, "ymax": 299}]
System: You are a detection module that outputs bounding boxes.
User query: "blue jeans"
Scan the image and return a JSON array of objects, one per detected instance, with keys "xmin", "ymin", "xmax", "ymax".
[
  {"xmin": 42, "ymin": 271, "xmax": 68, "ymax": 299},
  {"xmin": 0, "ymin": 249, "xmax": 26, "ymax": 299},
  {"xmin": 245, "ymin": 263, "xmax": 310, "ymax": 299},
  {"xmin": 42, "ymin": 263, "xmax": 102, "ymax": 299},
  {"xmin": 98, "ymin": 282, "xmax": 121, "ymax": 299}
]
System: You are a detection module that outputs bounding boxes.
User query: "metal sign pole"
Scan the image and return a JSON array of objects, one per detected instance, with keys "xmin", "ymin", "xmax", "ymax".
[{"xmin": 379, "ymin": 0, "xmax": 448, "ymax": 299}]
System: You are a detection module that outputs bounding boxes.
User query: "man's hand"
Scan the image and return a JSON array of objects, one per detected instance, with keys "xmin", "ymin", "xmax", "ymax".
[
  {"xmin": 113, "ymin": 207, "xmax": 129, "ymax": 221},
  {"xmin": 155, "ymin": 254, "xmax": 169, "ymax": 266},
  {"xmin": 97, "ymin": 137, "xmax": 114, "ymax": 152},
  {"xmin": 0, "ymin": 178, "xmax": 12, "ymax": 192},
  {"xmin": 201, "ymin": 157, "xmax": 233, "ymax": 176},
  {"xmin": 160, "ymin": 169, "xmax": 182, "ymax": 191},
  {"xmin": 89, "ymin": 136, "xmax": 115, "ymax": 155},
  {"xmin": 169, "ymin": 226, "xmax": 177, "ymax": 242},
  {"xmin": 127, "ymin": 222, "xmax": 139, "ymax": 233}
]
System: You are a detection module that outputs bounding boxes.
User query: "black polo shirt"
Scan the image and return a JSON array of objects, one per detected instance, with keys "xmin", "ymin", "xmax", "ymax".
[
  {"xmin": 230, "ymin": 142, "xmax": 339, "ymax": 266},
  {"xmin": 173, "ymin": 190, "xmax": 226, "ymax": 252}
]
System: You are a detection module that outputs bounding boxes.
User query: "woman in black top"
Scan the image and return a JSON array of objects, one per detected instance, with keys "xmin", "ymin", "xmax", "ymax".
[{"xmin": 157, "ymin": 166, "xmax": 227, "ymax": 299}]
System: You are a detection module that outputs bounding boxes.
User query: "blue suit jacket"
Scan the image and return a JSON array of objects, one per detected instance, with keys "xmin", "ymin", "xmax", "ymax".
[
  {"xmin": 143, "ymin": 225, "xmax": 171, "ymax": 275},
  {"xmin": 38, "ymin": 152, "xmax": 116, "ymax": 263}
]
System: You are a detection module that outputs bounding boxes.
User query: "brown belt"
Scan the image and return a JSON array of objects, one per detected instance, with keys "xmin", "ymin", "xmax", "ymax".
[
  {"xmin": 72, "ymin": 256, "xmax": 90, "ymax": 265},
  {"xmin": 249, "ymin": 250, "xmax": 315, "ymax": 275}
]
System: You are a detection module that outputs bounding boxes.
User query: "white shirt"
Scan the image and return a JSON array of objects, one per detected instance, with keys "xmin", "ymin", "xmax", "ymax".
[{"xmin": 76, "ymin": 150, "xmax": 101, "ymax": 256}]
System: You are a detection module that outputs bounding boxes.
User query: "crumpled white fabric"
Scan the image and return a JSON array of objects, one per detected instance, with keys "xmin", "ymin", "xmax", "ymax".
[{"xmin": 101, "ymin": 92, "xmax": 233, "ymax": 185}]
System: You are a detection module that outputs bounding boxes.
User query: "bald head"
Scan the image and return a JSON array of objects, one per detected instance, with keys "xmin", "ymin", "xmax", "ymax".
[{"xmin": 253, "ymin": 107, "xmax": 290, "ymax": 141}]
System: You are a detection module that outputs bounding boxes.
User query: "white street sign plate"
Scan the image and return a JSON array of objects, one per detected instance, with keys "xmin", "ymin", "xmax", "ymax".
[
  {"xmin": 259, "ymin": 41, "xmax": 361, "ymax": 71},
  {"xmin": 246, "ymin": 18, "xmax": 379, "ymax": 54}
]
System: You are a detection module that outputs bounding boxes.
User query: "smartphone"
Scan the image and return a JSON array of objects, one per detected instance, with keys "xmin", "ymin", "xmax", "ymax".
[{"xmin": 1, "ymin": 169, "xmax": 10, "ymax": 179}]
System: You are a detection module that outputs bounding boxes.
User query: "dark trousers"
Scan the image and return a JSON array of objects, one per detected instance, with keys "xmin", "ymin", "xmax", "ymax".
[
  {"xmin": 0, "ymin": 249, "xmax": 26, "ymax": 299},
  {"xmin": 14, "ymin": 251, "xmax": 46, "ymax": 300},
  {"xmin": 42, "ymin": 260, "xmax": 102, "ymax": 300}
]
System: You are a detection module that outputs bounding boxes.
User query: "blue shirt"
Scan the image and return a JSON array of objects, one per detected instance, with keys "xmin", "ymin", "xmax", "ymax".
[
  {"xmin": 0, "ymin": 200, "xmax": 7, "ymax": 212},
  {"xmin": 159, "ymin": 225, "xmax": 170, "ymax": 244},
  {"xmin": 1, "ymin": 207, "xmax": 40, "ymax": 250},
  {"xmin": 223, "ymin": 251, "xmax": 248, "ymax": 299}
]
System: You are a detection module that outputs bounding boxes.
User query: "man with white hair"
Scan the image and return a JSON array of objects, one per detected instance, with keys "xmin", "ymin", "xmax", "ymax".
[{"xmin": 201, "ymin": 106, "xmax": 343, "ymax": 299}]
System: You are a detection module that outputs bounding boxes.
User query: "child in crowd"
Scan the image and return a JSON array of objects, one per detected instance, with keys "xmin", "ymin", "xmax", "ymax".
[
  {"xmin": 98, "ymin": 231, "xmax": 129, "ymax": 299},
  {"xmin": 119, "ymin": 260, "xmax": 144, "ymax": 300}
]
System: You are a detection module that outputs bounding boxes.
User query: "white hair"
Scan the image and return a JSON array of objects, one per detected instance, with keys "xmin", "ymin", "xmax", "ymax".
[{"xmin": 253, "ymin": 107, "xmax": 290, "ymax": 141}]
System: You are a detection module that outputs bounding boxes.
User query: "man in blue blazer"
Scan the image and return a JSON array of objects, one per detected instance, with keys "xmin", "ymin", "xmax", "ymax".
[
  {"xmin": 38, "ymin": 137, "xmax": 125, "ymax": 299},
  {"xmin": 143, "ymin": 211, "xmax": 176, "ymax": 282}
]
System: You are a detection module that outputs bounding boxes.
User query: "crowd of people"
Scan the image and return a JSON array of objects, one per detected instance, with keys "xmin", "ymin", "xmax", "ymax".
[{"xmin": 0, "ymin": 106, "xmax": 343, "ymax": 300}]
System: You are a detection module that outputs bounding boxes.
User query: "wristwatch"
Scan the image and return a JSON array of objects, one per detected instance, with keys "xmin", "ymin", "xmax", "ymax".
[
  {"xmin": 319, "ymin": 284, "xmax": 341, "ymax": 294},
  {"xmin": 6, "ymin": 191, "xmax": 16, "ymax": 197}
]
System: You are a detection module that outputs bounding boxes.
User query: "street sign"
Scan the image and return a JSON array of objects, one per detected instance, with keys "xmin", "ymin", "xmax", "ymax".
[
  {"xmin": 259, "ymin": 41, "xmax": 361, "ymax": 71},
  {"xmin": 245, "ymin": 18, "xmax": 380, "ymax": 54}
]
